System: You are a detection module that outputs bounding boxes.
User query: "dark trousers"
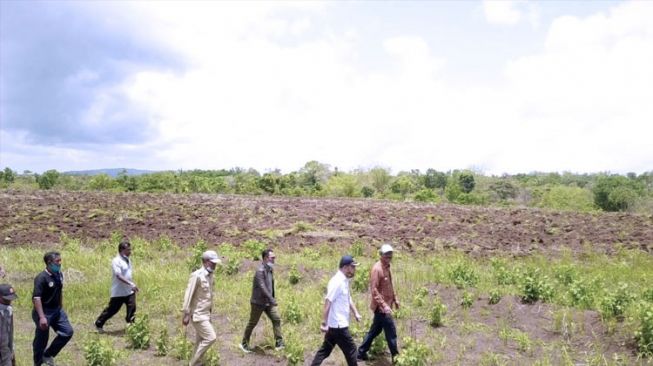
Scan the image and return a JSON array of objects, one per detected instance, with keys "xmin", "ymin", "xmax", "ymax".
[
  {"xmin": 311, "ymin": 327, "xmax": 357, "ymax": 366},
  {"xmin": 242, "ymin": 303, "xmax": 283, "ymax": 344},
  {"xmin": 358, "ymin": 310, "xmax": 398, "ymax": 357},
  {"xmin": 95, "ymin": 294, "xmax": 136, "ymax": 328},
  {"xmin": 32, "ymin": 308, "xmax": 74, "ymax": 366}
]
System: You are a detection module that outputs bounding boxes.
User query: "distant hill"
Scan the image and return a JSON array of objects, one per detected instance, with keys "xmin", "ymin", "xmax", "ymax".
[{"xmin": 64, "ymin": 168, "xmax": 156, "ymax": 177}]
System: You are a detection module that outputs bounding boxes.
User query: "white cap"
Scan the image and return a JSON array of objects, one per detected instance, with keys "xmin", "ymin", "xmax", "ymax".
[
  {"xmin": 202, "ymin": 250, "xmax": 222, "ymax": 264},
  {"xmin": 380, "ymin": 244, "xmax": 394, "ymax": 254}
]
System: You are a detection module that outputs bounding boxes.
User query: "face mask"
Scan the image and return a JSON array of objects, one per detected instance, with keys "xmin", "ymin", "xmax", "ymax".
[
  {"xmin": 206, "ymin": 266, "xmax": 214, "ymax": 273},
  {"xmin": 266, "ymin": 262, "xmax": 274, "ymax": 269},
  {"xmin": 49, "ymin": 263, "xmax": 61, "ymax": 273}
]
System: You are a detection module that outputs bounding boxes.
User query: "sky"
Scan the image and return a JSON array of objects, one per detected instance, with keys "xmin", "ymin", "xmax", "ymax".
[{"xmin": 1, "ymin": 0, "xmax": 652, "ymax": 175}]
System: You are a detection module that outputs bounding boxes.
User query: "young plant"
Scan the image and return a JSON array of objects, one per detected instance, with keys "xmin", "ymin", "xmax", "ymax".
[
  {"xmin": 84, "ymin": 337, "xmax": 121, "ymax": 366},
  {"xmin": 429, "ymin": 296, "xmax": 447, "ymax": 327},
  {"xmin": 414, "ymin": 287, "xmax": 429, "ymax": 307},
  {"xmin": 283, "ymin": 296, "xmax": 304, "ymax": 324},
  {"xmin": 155, "ymin": 327, "xmax": 170, "ymax": 357},
  {"xmin": 461, "ymin": 291, "xmax": 474, "ymax": 309},
  {"xmin": 635, "ymin": 302, "xmax": 653, "ymax": 356},
  {"xmin": 126, "ymin": 315, "xmax": 150, "ymax": 350},
  {"xmin": 394, "ymin": 337, "xmax": 430, "ymax": 366},
  {"xmin": 448, "ymin": 260, "xmax": 479, "ymax": 289},
  {"xmin": 284, "ymin": 330, "xmax": 304, "ymax": 366},
  {"xmin": 488, "ymin": 288, "xmax": 502, "ymax": 305},
  {"xmin": 173, "ymin": 331, "xmax": 193, "ymax": 361},
  {"xmin": 288, "ymin": 264, "xmax": 302, "ymax": 285},
  {"xmin": 203, "ymin": 346, "xmax": 220, "ymax": 366},
  {"xmin": 187, "ymin": 239, "xmax": 208, "ymax": 271},
  {"xmin": 521, "ymin": 268, "xmax": 554, "ymax": 303},
  {"xmin": 243, "ymin": 239, "xmax": 266, "ymax": 260},
  {"xmin": 351, "ymin": 240, "xmax": 365, "ymax": 257},
  {"xmin": 600, "ymin": 283, "xmax": 635, "ymax": 320},
  {"xmin": 352, "ymin": 265, "xmax": 370, "ymax": 292}
]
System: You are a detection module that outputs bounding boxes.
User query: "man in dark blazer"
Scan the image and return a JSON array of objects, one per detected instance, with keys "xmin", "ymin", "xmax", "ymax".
[{"xmin": 239, "ymin": 248, "xmax": 284, "ymax": 353}]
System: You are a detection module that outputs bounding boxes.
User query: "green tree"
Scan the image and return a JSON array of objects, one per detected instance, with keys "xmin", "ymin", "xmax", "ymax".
[
  {"xmin": 299, "ymin": 161, "xmax": 330, "ymax": 191},
  {"xmin": 88, "ymin": 174, "xmax": 115, "ymax": 190},
  {"xmin": 593, "ymin": 175, "xmax": 642, "ymax": 211},
  {"xmin": 489, "ymin": 179, "xmax": 517, "ymax": 200},
  {"xmin": 423, "ymin": 169, "xmax": 447, "ymax": 190},
  {"xmin": 458, "ymin": 171, "xmax": 476, "ymax": 193},
  {"xmin": 2, "ymin": 167, "xmax": 16, "ymax": 183},
  {"xmin": 36, "ymin": 169, "xmax": 60, "ymax": 190},
  {"xmin": 369, "ymin": 167, "xmax": 391, "ymax": 194}
]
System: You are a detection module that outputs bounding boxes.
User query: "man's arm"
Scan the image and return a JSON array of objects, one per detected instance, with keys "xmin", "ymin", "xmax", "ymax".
[
  {"xmin": 181, "ymin": 274, "xmax": 198, "ymax": 325},
  {"xmin": 370, "ymin": 267, "xmax": 391, "ymax": 314},
  {"xmin": 349, "ymin": 294, "xmax": 361, "ymax": 322},
  {"xmin": 33, "ymin": 297, "xmax": 48, "ymax": 330},
  {"xmin": 255, "ymin": 269, "xmax": 275, "ymax": 305},
  {"xmin": 320, "ymin": 299, "xmax": 332, "ymax": 333},
  {"xmin": 113, "ymin": 260, "xmax": 138, "ymax": 292}
]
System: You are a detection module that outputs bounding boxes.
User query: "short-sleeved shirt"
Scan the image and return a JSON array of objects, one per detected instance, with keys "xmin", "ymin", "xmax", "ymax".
[
  {"xmin": 325, "ymin": 270, "xmax": 352, "ymax": 328},
  {"xmin": 110, "ymin": 254, "xmax": 134, "ymax": 297},
  {"xmin": 32, "ymin": 270, "xmax": 63, "ymax": 310}
]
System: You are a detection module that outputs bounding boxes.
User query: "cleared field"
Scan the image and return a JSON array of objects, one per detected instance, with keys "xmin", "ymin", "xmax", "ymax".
[{"xmin": 1, "ymin": 190, "xmax": 652, "ymax": 365}]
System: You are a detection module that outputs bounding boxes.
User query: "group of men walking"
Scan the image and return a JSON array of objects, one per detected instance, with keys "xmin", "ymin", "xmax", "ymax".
[{"xmin": 0, "ymin": 240, "xmax": 400, "ymax": 366}]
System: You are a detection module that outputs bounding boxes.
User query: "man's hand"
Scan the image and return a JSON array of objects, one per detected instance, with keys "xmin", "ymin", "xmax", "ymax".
[
  {"xmin": 320, "ymin": 322, "xmax": 328, "ymax": 333},
  {"xmin": 39, "ymin": 316, "xmax": 48, "ymax": 330},
  {"xmin": 270, "ymin": 299, "xmax": 278, "ymax": 307},
  {"xmin": 182, "ymin": 313, "xmax": 190, "ymax": 326},
  {"xmin": 132, "ymin": 284, "xmax": 139, "ymax": 293},
  {"xmin": 354, "ymin": 312, "xmax": 362, "ymax": 322},
  {"xmin": 383, "ymin": 305, "xmax": 393, "ymax": 315},
  {"xmin": 394, "ymin": 300, "xmax": 400, "ymax": 309}
]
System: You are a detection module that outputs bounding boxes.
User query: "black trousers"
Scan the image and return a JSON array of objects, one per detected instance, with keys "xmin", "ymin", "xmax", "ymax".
[
  {"xmin": 95, "ymin": 294, "xmax": 136, "ymax": 328},
  {"xmin": 310, "ymin": 327, "xmax": 357, "ymax": 366}
]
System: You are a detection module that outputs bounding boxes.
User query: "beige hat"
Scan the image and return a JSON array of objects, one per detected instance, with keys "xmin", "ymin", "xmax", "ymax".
[
  {"xmin": 202, "ymin": 250, "xmax": 222, "ymax": 264},
  {"xmin": 380, "ymin": 243, "xmax": 394, "ymax": 254}
]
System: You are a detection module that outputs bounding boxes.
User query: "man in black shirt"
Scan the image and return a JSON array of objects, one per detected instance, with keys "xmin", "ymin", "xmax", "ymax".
[{"xmin": 32, "ymin": 252, "xmax": 74, "ymax": 366}]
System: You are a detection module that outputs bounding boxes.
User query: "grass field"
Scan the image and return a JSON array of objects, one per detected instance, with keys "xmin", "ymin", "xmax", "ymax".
[{"xmin": 2, "ymin": 232, "xmax": 653, "ymax": 365}]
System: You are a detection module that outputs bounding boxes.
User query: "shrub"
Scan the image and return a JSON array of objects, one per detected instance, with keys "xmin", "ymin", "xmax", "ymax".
[
  {"xmin": 187, "ymin": 240, "xmax": 208, "ymax": 271},
  {"xmin": 283, "ymin": 296, "xmax": 303, "ymax": 324},
  {"xmin": 593, "ymin": 175, "xmax": 642, "ymax": 212},
  {"xmin": 284, "ymin": 330, "xmax": 304, "ymax": 366},
  {"xmin": 84, "ymin": 337, "xmax": 120, "ymax": 366},
  {"xmin": 554, "ymin": 264, "xmax": 577, "ymax": 286},
  {"xmin": 539, "ymin": 185, "xmax": 595, "ymax": 212},
  {"xmin": 413, "ymin": 189, "xmax": 439, "ymax": 203},
  {"xmin": 568, "ymin": 279, "xmax": 596, "ymax": 309},
  {"xmin": 394, "ymin": 337, "xmax": 430, "ymax": 366},
  {"xmin": 155, "ymin": 328, "xmax": 170, "ymax": 357},
  {"xmin": 429, "ymin": 296, "xmax": 447, "ymax": 327},
  {"xmin": 458, "ymin": 171, "xmax": 476, "ymax": 193},
  {"xmin": 488, "ymin": 288, "xmax": 502, "ymax": 305},
  {"xmin": 352, "ymin": 265, "xmax": 370, "ymax": 292},
  {"xmin": 642, "ymin": 288, "xmax": 653, "ymax": 302},
  {"xmin": 222, "ymin": 258, "xmax": 241, "ymax": 276},
  {"xmin": 600, "ymin": 283, "xmax": 635, "ymax": 320},
  {"xmin": 350, "ymin": 240, "xmax": 364, "ymax": 257},
  {"xmin": 203, "ymin": 347, "xmax": 220, "ymax": 366},
  {"xmin": 492, "ymin": 259, "xmax": 517, "ymax": 286},
  {"xmin": 521, "ymin": 268, "xmax": 554, "ymax": 303},
  {"xmin": 36, "ymin": 169, "xmax": 60, "ymax": 189},
  {"xmin": 635, "ymin": 303, "xmax": 653, "ymax": 356},
  {"xmin": 244, "ymin": 239, "xmax": 267, "ymax": 260},
  {"xmin": 461, "ymin": 291, "xmax": 474, "ymax": 309},
  {"xmin": 361, "ymin": 186, "xmax": 375, "ymax": 197},
  {"xmin": 126, "ymin": 315, "xmax": 150, "ymax": 349},
  {"xmin": 173, "ymin": 332, "xmax": 193, "ymax": 361},
  {"xmin": 414, "ymin": 287, "xmax": 429, "ymax": 307},
  {"xmin": 288, "ymin": 264, "xmax": 302, "ymax": 285},
  {"xmin": 447, "ymin": 260, "xmax": 479, "ymax": 289}
]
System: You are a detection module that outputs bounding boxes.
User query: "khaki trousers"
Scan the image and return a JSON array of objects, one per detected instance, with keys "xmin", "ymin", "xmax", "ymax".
[{"xmin": 189, "ymin": 319, "xmax": 216, "ymax": 366}]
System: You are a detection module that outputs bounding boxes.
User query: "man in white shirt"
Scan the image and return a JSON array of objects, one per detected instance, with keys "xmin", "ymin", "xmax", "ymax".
[
  {"xmin": 310, "ymin": 255, "xmax": 362, "ymax": 366},
  {"xmin": 94, "ymin": 238, "xmax": 138, "ymax": 333},
  {"xmin": 182, "ymin": 250, "xmax": 221, "ymax": 366}
]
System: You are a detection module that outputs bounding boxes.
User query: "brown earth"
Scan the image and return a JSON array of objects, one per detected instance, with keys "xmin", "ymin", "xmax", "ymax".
[
  {"xmin": 1, "ymin": 190, "xmax": 652, "ymax": 256},
  {"xmin": 2, "ymin": 190, "xmax": 653, "ymax": 365}
]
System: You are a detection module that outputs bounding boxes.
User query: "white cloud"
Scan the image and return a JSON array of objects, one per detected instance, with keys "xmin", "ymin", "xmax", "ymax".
[{"xmin": 483, "ymin": 0, "xmax": 522, "ymax": 26}]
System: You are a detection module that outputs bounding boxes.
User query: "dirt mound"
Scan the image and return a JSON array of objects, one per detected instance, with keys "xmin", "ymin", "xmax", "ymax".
[{"xmin": 1, "ymin": 190, "xmax": 652, "ymax": 256}]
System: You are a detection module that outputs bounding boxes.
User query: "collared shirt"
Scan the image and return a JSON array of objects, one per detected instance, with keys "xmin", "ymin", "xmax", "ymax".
[
  {"xmin": 181, "ymin": 267, "xmax": 214, "ymax": 322},
  {"xmin": 110, "ymin": 254, "xmax": 134, "ymax": 297},
  {"xmin": 33, "ymin": 270, "xmax": 64, "ymax": 310},
  {"xmin": 325, "ymin": 270, "xmax": 352, "ymax": 328},
  {"xmin": 0, "ymin": 303, "xmax": 14, "ymax": 362},
  {"xmin": 369, "ymin": 260, "xmax": 396, "ymax": 312}
]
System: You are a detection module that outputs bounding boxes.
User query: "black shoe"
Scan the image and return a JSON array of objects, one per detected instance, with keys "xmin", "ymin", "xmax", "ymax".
[
  {"xmin": 357, "ymin": 352, "xmax": 369, "ymax": 361},
  {"xmin": 274, "ymin": 340, "xmax": 285, "ymax": 351}
]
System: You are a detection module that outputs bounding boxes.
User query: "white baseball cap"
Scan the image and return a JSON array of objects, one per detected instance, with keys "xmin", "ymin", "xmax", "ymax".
[
  {"xmin": 380, "ymin": 244, "xmax": 394, "ymax": 254},
  {"xmin": 202, "ymin": 250, "xmax": 222, "ymax": 264}
]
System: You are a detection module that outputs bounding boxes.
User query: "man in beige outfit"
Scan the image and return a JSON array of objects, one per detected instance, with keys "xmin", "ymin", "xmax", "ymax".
[{"xmin": 182, "ymin": 250, "xmax": 221, "ymax": 366}]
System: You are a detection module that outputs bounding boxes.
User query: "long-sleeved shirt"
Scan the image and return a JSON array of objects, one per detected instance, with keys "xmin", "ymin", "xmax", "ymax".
[
  {"xmin": 181, "ymin": 267, "xmax": 214, "ymax": 322},
  {"xmin": 0, "ymin": 303, "xmax": 14, "ymax": 366},
  {"xmin": 369, "ymin": 260, "xmax": 397, "ymax": 312}
]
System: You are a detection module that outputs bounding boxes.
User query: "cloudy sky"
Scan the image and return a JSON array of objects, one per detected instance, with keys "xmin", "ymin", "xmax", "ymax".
[{"xmin": 1, "ymin": 0, "xmax": 652, "ymax": 175}]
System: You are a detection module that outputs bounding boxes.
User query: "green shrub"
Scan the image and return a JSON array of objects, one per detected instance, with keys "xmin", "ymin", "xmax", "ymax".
[
  {"xmin": 173, "ymin": 332, "xmax": 193, "ymax": 361},
  {"xmin": 222, "ymin": 258, "xmax": 241, "ymax": 276},
  {"xmin": 461, "ymin": 291, "xmax": 474, "ymax": 309},
  {"xmin": 394, "ymin": 337, "xmax": 430, "ymax": 366},
  {"xmin": 643, "ymin": 288, "xmax": 653, "ymax": 302},
  {"xmin": 243, "ymin": 239, "xmax": 267, "ymax": 260},
  {"xmin": 593, "ymin": 175, "xmax": 642, "ymax": 212},
  {"xmin": 413, "ymin": 189, "xmax": 439, "ymax": 203},
  {"xmin": 361, "ymin": 186, "xmax": 375, "ymax": 197},
  {"xmin": 155, "ymin": 328, "xmax": 170, "ymax": 357},
  {"xmin": 521, "ymin": 268, "xmax": 554, "ymax": 303},
  {"xmin": 203, "ymin": 347, "xmax": 220, "ymax": 366},
  {"xmin": 350, "ymin": 240, "xmax": 365, "ymax": 257},
  {"xmin": 635, "ymin": 303, "xmax": 653, "ymax": 356},
  {"xmin": 414, "ymin": 287, "xmax": 429, "ymax": 307},
  {"xmin": 554, "ymin": 264, "xmax": 578, "ymax": 286},
  {"xmin": 492, "ymin": 259, "xmax": 517, "ymax": 286},
  {"xmin": 288, "ymin": 264, "xmax": 302, "ymax": 285},
  {"xmin": 84, "ymin": 337, "xmax": 121, "ymax": 366},
  {"xmin": 539, "ymin": 185, "xmax": 595, "ymax": 212},
  {"xmin": 284, "ymin": 330, "xmax": 304, "ymax": 365},
  {"xmin": 488, "ymin": 288, "xmax": 502, "ymax": 305},
  {"xmin": 600, "ymin": 283, "xmax": 635, "ymax": 320},
  {"xmin": 448, "ymin": 260, "xmax": 479, "ymax": 289},
  {"xmin": 567, "ymin": 279, "xmax": 596, "ymax": 309},
  {"xmin": 187, "ymin": 240, "xmax": 208, "ymax": 271},
  {"xmin": 283, "ymin": 296, "xmax": 303, "ymax": 324},
  {"xmin": 352, "ymin": 265, "xmax": 370, "ymax": 292},
  {"xmin": 429, "ymin": 296, "xmax": 447, "ymax": 327},
  {"xmin": 126, "ymin": 315, "xmax": 150, "ymax": 350}
]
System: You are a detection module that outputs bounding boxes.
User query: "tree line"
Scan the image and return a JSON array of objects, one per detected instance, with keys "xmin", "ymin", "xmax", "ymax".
[{"xmin": 1, "ymin": 162, "xmax": 652, "ymax": 213}]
